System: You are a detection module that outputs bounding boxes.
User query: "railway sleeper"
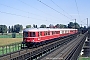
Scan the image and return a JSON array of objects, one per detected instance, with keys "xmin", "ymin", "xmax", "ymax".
[
  {"xmin": 67, "ymin": 41, "xmax": 82, "ymax": 60},
  {"xmin": 19, "ymin": 53, "xmax": 31, "ymax": 60},
  {"xmin": 65, "ymin": 35, "xmax": 86, "ymax": 60},
  {"xmin": 70, "ymin": 37, "xmax": 86, "ymax": 60},
  {"xmin": 7, "ymin": 33, "xmax": 79, "ymax": 60}
]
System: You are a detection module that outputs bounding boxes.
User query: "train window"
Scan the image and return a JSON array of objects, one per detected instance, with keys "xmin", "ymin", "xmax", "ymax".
[
  {"xmin": 68, "ymin": 30, "xmax": 70, "ymax": 33},
  {"xmin": 66, "ymin": 30, "xmax": 68, "ymax": 33},
  {"xmin": 38, "ymin": 32, "xmax": 39, "ymax": 36},
  {"xmin": 30, "ymin": 32, "xmax": 36, "ymax": 37},
  {"xmin": 44, "ymin": 31, "xmax": 46, "ymax": 35},
  {"xmin": 46, "ymin": 31, "xmax": 48, "ymax": 35},
  {"xmin": 56, "ymin": 31, "xmax": 57, "ymax": 34},
  {"xmin": 71, "ymin": 30, "xmax": 73, "ymax": 32},
  {"xmin": 60, "ymin": 31, "xmax": 62, "ymax": 34},
  {"xmin": 63, "ymin": 31, "xmax": 65, "ymax": 34},
  {"xmin": 56, "ymin": 31, "xmax": 59, "ymax": 34},
  {"xmin": 40, "ymin": 32, "xmax": 42, "ymax": 36},
  {"xmin": 58, "ymin": 31, "xmax": 60, "ymax": 34},
  {"xmin": 62, "ymin": 30, "xmax": 64, "ymax": 34},
  {"xmin": 62, "ymin": 30, "xmax": 65, "ymax": 34},
  {"xmin": 52, "ymin": 31, "xmax": 55, "ymax": 35},
  {"xmin": 65, "ymin": 30, "xmax": 66, "ymax": 33},
  {"xmin": 48, "ymin": 31, "xmax": 50, "ymax": 35},
  {"xmin": 55, "ymin": 31, "xmax": 56, "ymax": 34},
  {"xmin": 44, "ymin": 31, "xmax": 45, "ymax": 36},
  {"xmin": 52, "ymin": 31, "xmax": 54, "ymax": 35},
  {"xmin": 23, "ymin": 32, "xmax": 28, "ymax": 37},
  {"xmin": 67, "ymin": 30, "xmax": 69, "ymax": 33}
]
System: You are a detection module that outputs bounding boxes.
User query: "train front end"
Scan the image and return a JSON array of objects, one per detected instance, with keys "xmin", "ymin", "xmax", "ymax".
[{"xmin": 23, "ymin": 28, "xmax": 39, "ymax": 47}]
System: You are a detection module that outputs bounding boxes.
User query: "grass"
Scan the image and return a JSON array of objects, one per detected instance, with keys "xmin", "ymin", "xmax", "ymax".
[
  {"xmin": 0, "ymin": 38, "xmax": 24, "ymax": 56},
  {"xmin": 79, "ymin": 57, "xmax": 90, "ymax": 60},
  {"xmin": 0, "ymin": 38, "xmax": 23, "ymax": 46}
]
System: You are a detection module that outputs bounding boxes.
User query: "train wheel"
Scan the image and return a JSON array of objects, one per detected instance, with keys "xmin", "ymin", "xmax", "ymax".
[
  {"xmin": 33, "ymin": 44, "xmax": 37, "ymax": 48},
  {"xmin": 26, "ymin": 43, "xmax": 31, "ymax": 48}
]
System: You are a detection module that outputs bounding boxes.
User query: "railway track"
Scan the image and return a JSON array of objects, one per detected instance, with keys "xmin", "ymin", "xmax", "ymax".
[
  {"xmin": 39, "ymin": 32, "xmax": 87, "ymax": 60},
  {"xmin": 0, "ymin": 33, "xmax": 79, "ymax": 60}
]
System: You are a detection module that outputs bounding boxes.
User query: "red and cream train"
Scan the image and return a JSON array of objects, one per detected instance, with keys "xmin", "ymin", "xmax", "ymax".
[{"xmin": 23, "ymin": 28, "xmax": 77, "ymax": 47}]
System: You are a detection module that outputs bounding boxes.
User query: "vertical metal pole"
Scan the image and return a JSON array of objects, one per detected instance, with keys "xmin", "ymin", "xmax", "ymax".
[
  {"xmin": 9, "ymin": 45, "xmax": 11, "ymax": 53},
  {"xmin": 75, "ymin": 19, "xmax": 76, "ymax": 33},
  {"xmin": 15, "ymin": 43, "xmax": 17, "ymax": 51},
  {"xmin": 87, "ymin": 18, "xmax": 88, "ymax": 28},
  {"xmin": 6, "ymin": 46, "xmax": 7, "ymax": 54},
  {"xmin": 18, "ymin": 44, "xmax": 19, "ymax": 50},
  {"xmin": 81, "ymin": 24, "xmax": 82, "ymax": 27},
  {"xmin": 2, "ymin": 46, "xmax": 4, "ymax": 55}
]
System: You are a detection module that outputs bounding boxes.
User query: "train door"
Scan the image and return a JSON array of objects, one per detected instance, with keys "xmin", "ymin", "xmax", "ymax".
[
  {"xmin": 38, "ymin": 31, "xmax": 42, "ymax": 41},
  {"xmin": 38, "ymin": 32, "xmax": 40, "ymax": 40}
]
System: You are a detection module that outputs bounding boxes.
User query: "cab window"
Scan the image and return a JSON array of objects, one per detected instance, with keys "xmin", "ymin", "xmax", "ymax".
[
  {"xmin": 23, "ymin": 32, "xmax": 28, "ymax": 37},
  {"xmin": 30, "ymin": 32, "xmax": 36, "ymax": 37}
]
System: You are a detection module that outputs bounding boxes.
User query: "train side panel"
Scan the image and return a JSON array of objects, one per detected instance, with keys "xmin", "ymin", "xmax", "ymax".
[{"xmin": 23, "ymin": 28, "xmax": 78, "ymax": 47}]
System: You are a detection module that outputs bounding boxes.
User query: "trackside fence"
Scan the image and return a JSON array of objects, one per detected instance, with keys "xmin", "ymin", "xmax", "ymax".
[{"xmin": 0, "ymin": 42, "xmax": 25, "ymax": 56}]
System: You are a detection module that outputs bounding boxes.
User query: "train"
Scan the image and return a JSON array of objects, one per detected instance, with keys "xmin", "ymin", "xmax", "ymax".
[{"xmin": 23, "ymin": 28, "xmax": 78, "ymax": 47}]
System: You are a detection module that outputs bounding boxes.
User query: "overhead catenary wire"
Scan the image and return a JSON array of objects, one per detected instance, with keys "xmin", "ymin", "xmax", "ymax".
[
  {"xmin": 0, "ymin": 3, "xmax": 51, "ymax": 20},
  {"xmin": 75, "ymin": 0, "xmax": 81, "ymax": 20},
  {"xmin": 81, "ymin": 18, "xmax": 88, "ymax": 25},
  {"xmin": 0, "ymin": 11, "xmax": 47, "ymax": 21},
  {"xmin": 18, "ymin": 0, "xmax": 58, "ymax": 19},
  {"xmin": 18, "ymin": 0, "xmax": 65, "ymax": 24},
  {"xmin": 37, "ymin": 0, "xmax": 72, "ymax": 20},
  {"xmin": 0, "ymin": 11, "xmax": 27, "ymax": 18},
  {"xmin": 0, "ymin": 3, "xmax": 56, "ymax": 23},
  {"xmin": 50, "ymin": 0, "xmax": 73, "ymax": 18}
]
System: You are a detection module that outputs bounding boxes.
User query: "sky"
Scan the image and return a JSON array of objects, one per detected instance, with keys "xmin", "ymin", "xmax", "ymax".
[{"xmin": 0, "ymin": 0, "xmax": 90, "ymax": 28}]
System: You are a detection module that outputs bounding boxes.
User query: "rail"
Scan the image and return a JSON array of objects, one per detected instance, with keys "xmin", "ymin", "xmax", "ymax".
[
  {"xmin": 38, "ymin": 32, "xmax": 87, "ymax": 60},
  {"xmin": 0, "ymin": 33, "xmax": 78, "ymax": 60}
]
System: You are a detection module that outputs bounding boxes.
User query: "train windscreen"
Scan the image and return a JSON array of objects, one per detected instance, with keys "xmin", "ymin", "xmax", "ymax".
[
  {"xmin": 30, "ymin": 32, "xmax": 36, "ymax": 37},
  {"xmin": 23, "ymin": 32, "xmax": 28, "ymax": 37}
]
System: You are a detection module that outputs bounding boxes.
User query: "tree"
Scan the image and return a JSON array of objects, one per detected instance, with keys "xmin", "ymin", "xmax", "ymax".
[
  {"xmin": 0, "ymin": 25, "xmax": 7, "ymax": 33},
  {"xmin": 74, "ymin": 23, "xmax": 80, "ymax": 29},
  {"xmin": 60, "ymin": 24, "xmax": 65, "ymax": 28},
  {"xmin": 33, "ymin": 24, "xmax": 35, "ymax": 28},
  {"xmin": 68, "ymin": 22, "xmax": 74, "ymax": 28},
  {"xmin": 33, "ymin": 24, "xmax": 37, "ymax": 28},
  {"xmin": 11, "ymin": 26, "xmax": 14, "ymax": 33},
  {"xmin": 49, "ymin": 24, "xmax": 54, "ymax": 28},
  {"xmin": 63, "ymin": 25, "xmax": 68, "ymax": 28},
  {"xmin": 8, "ymin": 26, "xmax": 11, "ymax": 33},
  {"xmin": 55, "ymin": 24, "xmax": 60, "ymax": 28},
  {"xmin": 14, "ymin": 24, "xmax": 23, "ymax": 33},
  {"xmin": 55, "ymin": 24, "xmax": 67, "ymax": 28},
  {"xmin": 26, "ymin": 25, "xmax": 31, "ymax": 28},
  {"xmin": 68, "ymin": 22, "xmax": 80, "ymax": 29},
  {"xmin": 36, "ymin": 25, "xmax": 37, "ymax": 28},
  {"xmin": 40, "ymin": 24, "xmax": 46, "ymax": 28}
]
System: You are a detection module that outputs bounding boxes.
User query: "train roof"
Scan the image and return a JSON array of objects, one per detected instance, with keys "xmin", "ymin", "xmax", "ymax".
[{"xmin": 23, "ymin": 28, "xmax": 77, "ymax": 32}]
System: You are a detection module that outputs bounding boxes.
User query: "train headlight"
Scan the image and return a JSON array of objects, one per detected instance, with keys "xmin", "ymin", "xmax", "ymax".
[
  {"xmin": 32, "ymin": 40, "xmax": 34, "ymax": 42},
  {"xmin": 38, "ymin": 38, "xmax": 40, "ymax": 40}
]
